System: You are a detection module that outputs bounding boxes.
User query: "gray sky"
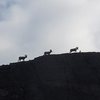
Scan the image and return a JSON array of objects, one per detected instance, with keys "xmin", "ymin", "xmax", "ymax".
[{"xmin": 0, "ymin": 0, "xmax": 100, "ymax": 64}]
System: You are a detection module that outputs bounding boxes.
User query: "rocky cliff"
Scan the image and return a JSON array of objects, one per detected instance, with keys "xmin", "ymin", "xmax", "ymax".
[{"xmin": 0, "ymin": 52, "xmax": 100, "ymax": 100}]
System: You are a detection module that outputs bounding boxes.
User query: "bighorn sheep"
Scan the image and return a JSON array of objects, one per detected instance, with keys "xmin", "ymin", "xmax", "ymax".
[
  {"xmin": 18, "ymin": 55, "xmax": 27, "ymax": 61},
  {"xmin": 44, "ymin": 49, "xmax": 52, "ymax": 55},
  {"xmin": 70, "ymin": 47, "xmax": 79, "ymax": 53}
]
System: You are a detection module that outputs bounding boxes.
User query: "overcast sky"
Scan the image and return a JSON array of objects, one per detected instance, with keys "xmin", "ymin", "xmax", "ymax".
[{"xmin": 0, "ymin": 0, "xmax": 100, "ymax": 64}]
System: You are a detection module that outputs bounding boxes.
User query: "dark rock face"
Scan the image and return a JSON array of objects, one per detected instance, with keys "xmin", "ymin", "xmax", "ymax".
[{"xmin": 0, "ymin": 52, "xmax": 100, "ymax": 100}]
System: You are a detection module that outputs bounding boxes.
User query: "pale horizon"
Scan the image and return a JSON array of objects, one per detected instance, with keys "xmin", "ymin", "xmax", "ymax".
[{"xmin": 0, "ymin": 0, "xmax": 100, "ymax": 64}]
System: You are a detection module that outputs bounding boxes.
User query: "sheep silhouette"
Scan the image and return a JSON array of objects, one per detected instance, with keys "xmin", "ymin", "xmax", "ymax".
[
  {"xmin": 18, "ymin": 55, "xmax": 27, "ymax": 61},
  {"xmin": 44, "ymin": 49, "xmax": 52, "ymax": 55},
  {"xmin": 70, "ymin": 47, "xmax": 79, "ymax": 53}
]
